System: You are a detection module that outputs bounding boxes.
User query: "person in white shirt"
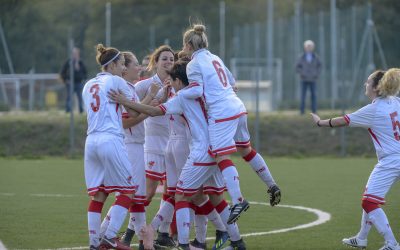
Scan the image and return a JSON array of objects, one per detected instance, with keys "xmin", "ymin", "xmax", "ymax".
[
  {"xmin": 134, "ymin": 45, "xmax": 177, "ymax": 247},
  {"xmin": 179, "ymin": 24, "xmax": 281, "ymax": 224},
  {"xmin": 82, "ymin": 44, "xmax": 138, "ymax": 250},
  {"xmin": 311, "ymin": 68, "xmax": 400, "ymax": 250}
]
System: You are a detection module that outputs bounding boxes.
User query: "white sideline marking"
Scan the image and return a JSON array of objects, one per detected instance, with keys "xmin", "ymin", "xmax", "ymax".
[
  {"xmin": 29, "ymin": 201, "xmax": 331, "ymax": 250},
  {"xmin": 0, "ymin": 193, "xmax": 15, "ymax": 196},
  {"xmin": 30, "ymin": 194, "xmax": 78, "ymax": 198}
]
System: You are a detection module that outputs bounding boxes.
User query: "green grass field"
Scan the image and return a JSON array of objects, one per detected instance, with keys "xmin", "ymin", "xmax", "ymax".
[{"xmin": 1, "ymin": 156, "xmax": 399, "ymax": 250}]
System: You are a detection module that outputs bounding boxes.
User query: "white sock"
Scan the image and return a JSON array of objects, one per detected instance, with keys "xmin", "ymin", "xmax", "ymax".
[
  {"xmin": 217, "ymin": 200, "xmax": 241, "ymax": 241},
  {"xmin": 244, "ymin": 151, "xmax": 276, "ymax": 187},
  {"xmin": 130, "ymin": 212, "xmax": 146, "ymax": 239},
  {"xmin": 99, "ymin": 207, "xmax": 112, "ymax": 239},
  {"xmin": 368, "ymin": 208, "xmax": 397, "ymax": 245},
  {"xmin": 194, "ymin": 214, "xmax": 208, "ymax": 243},
  {"xmin": 151, "ymin": 200, "xmax": 174, "ymax": 231},
  {"xmin": 357, "ymin": 210, "xmax": 372, "ymax": 240},
  {"xmin": 88, "ymin": 211, "xmax": 102, "ymax": 246},
  {"xmin": 198, "ymin": 200, "xmax": 226, "ymax": 231},
  {"xmin": 176, "ymin": 202, "xmax": 192, "ymax": 245},
  {"xmin": 220, "ymin": 164, "xmax": 243, "ymax": 204},
  {"xmin": 104, "ymin": 204, "xmax": 129, "ymax": 239}
]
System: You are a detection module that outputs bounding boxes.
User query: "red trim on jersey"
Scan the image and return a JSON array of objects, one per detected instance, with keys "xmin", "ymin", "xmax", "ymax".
[
  {"xmin": 363, "ymin": 193, "xmax": 385, "ymax": 205},
  {"xmin": 193, "ymin": 162, "xmax": 217, "ymax": 166},
  {"xmin": 343, "ymin": 115, "xmax": 350, "ymax": 124},
  {"xmin": 87, "ymin": 185, "xmax": 136, "ymax": 196},
  {"xmin": 175, "ymin": 201, "xmax": 191, "ymax": 210},
  {"xmin": 188, "ymin": 82, "xmax": 200, "ymax": 88},
  {"xmin": 368, "ymin": 128, "xmax": 382, "ymax": 148},
  {"xmin": 88, "ymin": 200, "xmax": 104, "ymax": 213},
  {"xmin": 203, "ymin": 186, "xmax": 226, "ymax": 195},
  {"xmin": 243, "ymin": 149, "xmax": 257, "ymax": 162},
  {"xmin": 215, "ymin": 112, "xmax": 247, "ymax": 123},
  {"xmin": 132, "ymin": 195, "xmax": 146, "ymax": 203},
  {"xmin": 196, "ymin": 97, "xmax": 209, "ymax": 123},
  {"xmin": 215, "ymin": 200, "xmax": 229, "ymax": 213},
  {"xmin": 159, "ymin": 105, "xmax": 167, "ymax": 114},
  {"xmin": 236, "ymin": 140, "xmax": 251, "ymax": 148},
  {"xmin": 211, "ymin": 145, "xmax": 237, "ymax": 157},
  {"xmin": 176, "ymin": 187, "xmax": 200, "ymax": 196}
]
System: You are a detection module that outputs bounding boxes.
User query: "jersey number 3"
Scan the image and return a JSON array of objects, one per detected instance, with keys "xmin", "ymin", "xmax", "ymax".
[
  {"xmin": 90, "ymin": 84, "xmax": 100, "ymax": 112},
  {"xmin": 390, "ymin": 111, "xmax": 400, "ymax": 141},
  {"xmin": 212, "ymin": 60, "xmax": 228, "ymax": 87}
]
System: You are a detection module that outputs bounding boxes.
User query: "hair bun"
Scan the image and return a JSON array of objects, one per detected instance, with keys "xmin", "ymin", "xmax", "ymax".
[
  {"xmin": 96, "ymin": 44, "xmax": 106, "ymax": 54},
  {"xmin": 193, "ymin": 24, "xmax": 206, "ymax": 34}
]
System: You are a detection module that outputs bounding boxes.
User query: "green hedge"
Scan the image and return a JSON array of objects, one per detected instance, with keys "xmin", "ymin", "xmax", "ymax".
[{"xmin": 0, "ymin": 111, "xmax": 375, "ymax": 158}]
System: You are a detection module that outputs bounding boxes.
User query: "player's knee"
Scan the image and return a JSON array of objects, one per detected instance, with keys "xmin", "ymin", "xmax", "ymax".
[
  {"xmin": 361, "ymin": 199, "xmax": 380, "ymax": 213},
  {"xmin": 238, "ymin": 146, "xmax": 252, "ymax": 157}
]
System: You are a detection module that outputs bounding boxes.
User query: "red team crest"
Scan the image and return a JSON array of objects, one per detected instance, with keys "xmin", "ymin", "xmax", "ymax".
[{"xmin": 148, "ymin": 161, "xmax": 155, "ymax": 168}]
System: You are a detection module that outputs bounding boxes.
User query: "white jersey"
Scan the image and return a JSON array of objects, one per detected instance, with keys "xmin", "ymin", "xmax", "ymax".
[
  {"xmin": 180, "ymin": 48, "xmax": 246, "ymax": 120},
  {"xmin": 344, "ymin": 96, "xmax": 400, "ymax": 160},
  {"xmin": 159, "ymin": 92, "xmax": 210, "ymax": 158},
  {"xmin": 135, "ymin": 74, "xmax": 170, "ymax": 154},
  {"xmin": 82, "ymin": 72, "xmax": 132, "ymax": 137},
  {"xmin": 168, "ymin": 91, "xmax": 188, "ymax": 140},
  {"xmin": 122, "ymin": 82, "xmax": 145, "ymax": 144}
]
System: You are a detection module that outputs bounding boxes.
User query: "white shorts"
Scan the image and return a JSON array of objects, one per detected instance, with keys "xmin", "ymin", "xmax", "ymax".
[
  {"xmin": 165, "ymin": 137, "xmax": 190, "ymax": 195},
  {"xmin": 362, "ymin": 157, "xmax": 400, "ymax": 205},
  {"xmin": 145, "ymin": 153, "xmax": 166, "ymax": 181},
  {"xmin": 84, "ymin": 133, "xmax": 137, "ymax": 196},
  {"xmin": 176, "ymin": 150, "xmax": 226, "ymax": 196},
  {"xmin": 208, "ymin": 113, "xmax": 251, "ymax": 157},
  {"xmin": 126, "ymin": 143, "xmax": 146, "ymax": 204}
]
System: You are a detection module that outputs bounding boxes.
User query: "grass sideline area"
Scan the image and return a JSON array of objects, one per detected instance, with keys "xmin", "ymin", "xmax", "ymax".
[
  {"xmin": 0, "ymin": 110, "xmax": 375, "ymax": 158},
  {"xmin": 0, "ymin": 156, "xmax": 399, "ymax": 249}
]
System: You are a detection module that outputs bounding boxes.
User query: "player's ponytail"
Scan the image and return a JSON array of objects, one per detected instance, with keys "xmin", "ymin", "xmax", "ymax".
[
  {"xmin": 183, "ymin": 23, "xmax": 208, "ymax": 51},
  {"xmin": 377, "ymin": 68, "xmax": 400, "ymax": 97},
  {"xmin": 95, "ymin": 43, "xmax": 120, "ymax": 69}
]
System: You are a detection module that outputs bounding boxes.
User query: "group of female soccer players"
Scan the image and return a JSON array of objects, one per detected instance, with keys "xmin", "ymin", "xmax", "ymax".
[
  {"xmin": 82, "ymin": 21, "xmax": 400, "ymax": 250},
  {"xmin": 83, "ymin": 24, "xmax": 281, "ymax": 250}
]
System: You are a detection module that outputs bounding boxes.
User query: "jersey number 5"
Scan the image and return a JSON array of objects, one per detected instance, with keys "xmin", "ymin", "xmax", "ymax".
[
  {"xmin": 390, "ymin": 111, "xmax": 400, "ymax": 141},
  {"xmin": 90, "ymin": 84, "xmax": 100, "ymax": 112},
  {"xmin": 212, "ymin": 60, "xmax": 228, "ymax": 87}
]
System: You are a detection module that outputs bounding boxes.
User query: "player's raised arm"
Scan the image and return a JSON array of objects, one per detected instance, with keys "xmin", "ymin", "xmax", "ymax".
[
  {"xmin": 108, "ymin": 89, "xmax": 163, "ymax": 117},
  {"xmin": 310, "ymin": 113, "xmax": 348, "ymax": 128}
]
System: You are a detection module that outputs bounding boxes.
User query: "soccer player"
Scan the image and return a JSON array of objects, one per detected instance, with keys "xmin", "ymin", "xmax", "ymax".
[
  {"xmin": 82, "ymin": 44, "xmax": 138, "ymax": 250},
  {"xmin": 134, "ymin": 45, "xmax": 177, "ymax": 247},
  {"xmin": 311, "ymin": 68, "xmax": 400, "ymax": 250},
  {"xmin": 180, "ymin": 24, "xmax": 281, "ymax": 224}
]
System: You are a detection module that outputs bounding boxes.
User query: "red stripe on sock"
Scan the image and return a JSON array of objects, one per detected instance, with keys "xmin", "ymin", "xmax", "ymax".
[
  {"xmin": 129, "ymin": 203, "xmax": 145, "ymax": 213},
  {"xmin": 166, "ymin": 196, "xmax": 175, "ymax": 206},
  {"xmin": 175, "ymin": 201, "xmax": 190, "ymax": 210},
  {"xmin": 362, "ymin": 199, "xmax": 380, "ymax": 213},
  {"xmin": 190, "ymin": 202, "xmax": 198, "ymax": 212},
  {"xmin": 163, "ymin": 193, "xmax": 171, "ymax": 201},
  {"xmin": 218, "ymin": 159, "xmax": 234, "ymax": 172},
  {"xmin": 243, "ymin": 149, "xmax": 257, "ymax": 162},
  {"xmin": 88, "ymin": 200, "xmax": 104, "ymax": 213},
  {"xmin": 198, "ymin": 200, "xmax": 214, "ymax": 215},
  {"xmin": 115, "ymin": 195, "xmax": 132, "ymax": 209},
  {"xmin": 144, "ymin": 199, "xmax": 151, "ymax": 207},
  {"xmin": 215, "ymin": 200, "xmax": 229, "ymax": 213}
]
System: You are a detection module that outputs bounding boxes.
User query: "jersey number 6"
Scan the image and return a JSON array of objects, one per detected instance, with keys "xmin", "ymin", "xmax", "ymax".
[
  {"xmin": 390, "ymin": 111, "xmax": 400, "ymax": 141},
  {"xmin": 212, "ymin": 60, "xmax": 228, "ymax": 87},
  {"xmin": 90, "ymin": 84, "xmax": 100, "ymax": 112}
]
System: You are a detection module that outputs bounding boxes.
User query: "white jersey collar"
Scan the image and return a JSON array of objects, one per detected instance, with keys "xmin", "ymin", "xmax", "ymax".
[{"xmin": 191, "ymin": 48, "xmax": 207, "ymax": 59}]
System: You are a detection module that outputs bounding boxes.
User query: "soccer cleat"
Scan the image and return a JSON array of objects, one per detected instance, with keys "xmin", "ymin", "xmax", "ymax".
[
  {"xmin": 90, "ymin": 245, "xmax": 99, "ymax": 250},
  {"xmin": 153, "ymin": 232, "xmax": 176, "ymax": 249},
  {"xmin": 212, "ymin": 230, "xmax": 230, "ymax": 250},
  {"xmin": 227, "ymin": 200, "xmax": 250, "ymax": 224},
  {"xmin": 120, "ymin": 228, "xmax": 135, "ymax": 246},
  {"xmin": 221, "ymin": 239, "xmax": 246, "ymax": 250},
  {"xmin": 267, "ymin": 185, "xmax": 281, "ymax": 206},
  {"xmin": 99, "ymin": 237, "xmax": 132, "ymax": 250},
  {"xmin": 190, "ymin": 238, "xmax": 207, "ymax": 250},
  {"xmin": 342, "ymin": 236, "xmax": 367, "ymax": 249},
  {"xmin": 379, "ymin": 242, "xmax": 400, "ymax": 250},
  {"xmin": 139, "ymin": 225, "xmax": 155, "ymax": 250}
]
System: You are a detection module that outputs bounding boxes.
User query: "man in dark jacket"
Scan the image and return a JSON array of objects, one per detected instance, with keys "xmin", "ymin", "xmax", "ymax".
[
  {"xmin": 296, "ymin": 40, "xmax": 322, "ymax": 115},
  {"xmin": 60, "ymin": 47, "xmax": 87, "ymax": 113}
]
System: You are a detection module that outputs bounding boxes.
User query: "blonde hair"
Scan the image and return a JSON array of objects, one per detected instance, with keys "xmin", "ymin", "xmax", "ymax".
[
  {"xmin": 183, "ymin": 24, "xmax": 208, "ymax": 51},
  {"xmin": 147, "ymin": 45, "xmax": 174, "ymax": 71},
  {"xmin": 377, "ymin": 68, "xmax": 400, "ymax": 97},
  {"xmin": 95, "ymin": 44, "xmax": 120, "ymax": 69},
  {"xmin": 121, "ymin": 51, "xmax": 137, "ymax": 68}
]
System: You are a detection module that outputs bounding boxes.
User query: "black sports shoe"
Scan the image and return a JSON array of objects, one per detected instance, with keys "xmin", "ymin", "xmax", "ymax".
[
  {"xmin": 154, "ymin": 232, "xmax": 176, "ymax": 249},
  {"xmin": 120, "ymin": 228, "xmax": 135, "ymax": 246},
  {"xmin": 267, "ymin": 185, "xmax": 281, "ymax": 206},
  {"xmin": 212, "ymin": 230, "xmax": 229, "ymax": 250},
  {"xmin": 227, "ymin": 200, "xmax": 250, "ymax": 224},
  {"xmin": 230, "ymin": 238, "xmax": 246, "ymax": 250},
  {"xmin": 190, "ymin": 238, "xmax": 207, "ymax": 249},
  {"xmin": 176, "ymin": 243, "xmax": 190, "ymax": 250}
]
